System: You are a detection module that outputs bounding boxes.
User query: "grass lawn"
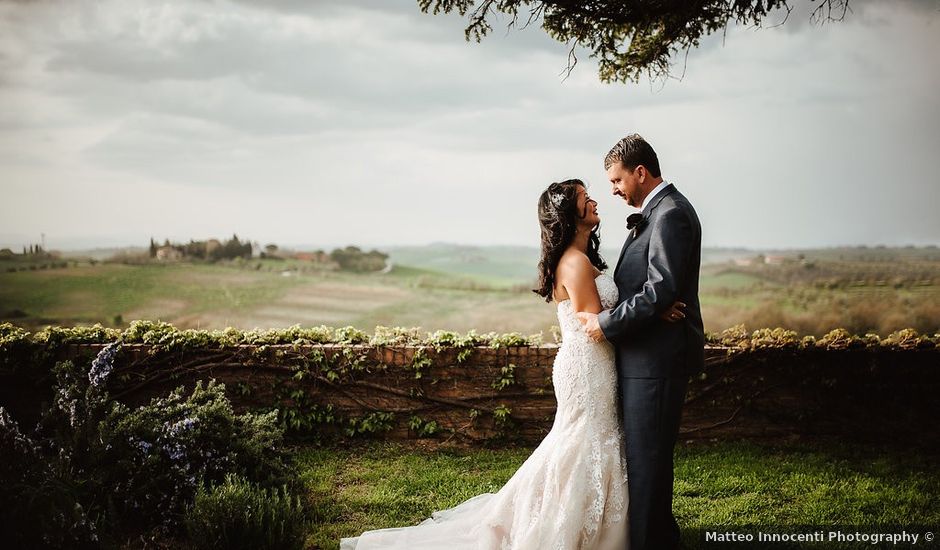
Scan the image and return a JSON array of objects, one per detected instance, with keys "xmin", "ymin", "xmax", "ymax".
[{"xmin": 293, "ymin": 439, "xmax": 939, "ymax": 549}]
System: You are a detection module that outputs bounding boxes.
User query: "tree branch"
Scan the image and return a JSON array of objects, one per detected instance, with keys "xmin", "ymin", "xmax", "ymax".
[{"xmin": 417, "ymin": 0, "xmax": 853, "ymax": 84}]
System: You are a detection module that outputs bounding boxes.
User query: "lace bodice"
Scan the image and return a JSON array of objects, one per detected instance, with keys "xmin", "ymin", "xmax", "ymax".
[
  {"xmin": 551, "ymin": 271, "xmax": 621, "ymax": 427},
  {"xmin": 555, "ymin": 272, "xmax": 620, "ymax": 338}
]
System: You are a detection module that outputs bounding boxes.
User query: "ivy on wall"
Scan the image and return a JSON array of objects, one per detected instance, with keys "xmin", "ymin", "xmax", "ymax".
[
  {"xmin": 711, "ymin": 325, "xmax": 939, "ymax": 351},
  {"xmin": 2, "ymin": 320, "xmax": 937, "ymax": 446},
  {"xmin": 3, "ymin": 320, "xmax": 936, "ymax": 362},
  {"xmin": 0, "ymin": 321, "xmax": 554, "ymax": 445}
]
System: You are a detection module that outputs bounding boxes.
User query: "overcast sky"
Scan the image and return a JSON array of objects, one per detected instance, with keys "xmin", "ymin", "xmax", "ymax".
[{"xmin": 1, "ymin": 0, "xmax": 938, "ymax": 251}]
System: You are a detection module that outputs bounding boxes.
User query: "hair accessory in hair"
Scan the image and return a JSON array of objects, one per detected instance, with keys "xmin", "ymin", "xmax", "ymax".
[{"xmin": 550, "ymin": 192, "xmax": 565, "ymax": 208}]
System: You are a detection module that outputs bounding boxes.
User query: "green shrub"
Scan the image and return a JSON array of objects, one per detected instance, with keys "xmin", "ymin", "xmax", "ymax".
[
  {"xmin": 0, "ymin": 407, "xmax": 102, "ymax": 548},
  {"xmin": 184, "ymin": 472, "xmax": 307, "ymax": 550},
  {"xmin": 1, "ymin": 339, "xmax": 298, "ymax": 547},
  {"xmin": 97, "ymin": 378, "xmax": 292, "ymax": 529}
]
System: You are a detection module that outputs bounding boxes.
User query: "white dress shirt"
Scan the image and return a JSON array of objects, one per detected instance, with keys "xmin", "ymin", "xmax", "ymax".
[{"xmin": 639, "ymin": 180, "xmax": 671, "ymax": 211}]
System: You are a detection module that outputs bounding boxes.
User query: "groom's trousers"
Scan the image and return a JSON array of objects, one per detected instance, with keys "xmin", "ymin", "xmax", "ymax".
[{"xmin": 620, "ymin": 375, "xmax": 689, "ymax": 550}]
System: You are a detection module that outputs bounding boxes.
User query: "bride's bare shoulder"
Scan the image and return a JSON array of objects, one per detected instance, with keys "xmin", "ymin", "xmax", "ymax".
[
  {"xmin": 555, "ymin": 249, "xmax": 583, "ymax": 274},
  {"xmin": 552, "ymin": 249, "xmax": 604, "ymax": 308},
  {"xmin": 557, "ymin": 249, "xmax": 601, "ymax": 278},
  {"xmin": 555, "ymin": 251, "xmax": 602, "ymax": 299}
]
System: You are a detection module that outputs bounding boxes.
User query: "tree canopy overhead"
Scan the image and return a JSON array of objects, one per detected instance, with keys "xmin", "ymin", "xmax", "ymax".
[{"xmin": 417, "ymin": 0, "xmax": 851, "ymax": 83}]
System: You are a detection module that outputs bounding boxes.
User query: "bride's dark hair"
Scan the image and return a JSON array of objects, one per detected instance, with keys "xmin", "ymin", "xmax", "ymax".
[{"xmin": 533, "ymin": 179, "xmax": 607, "ymax": 302}]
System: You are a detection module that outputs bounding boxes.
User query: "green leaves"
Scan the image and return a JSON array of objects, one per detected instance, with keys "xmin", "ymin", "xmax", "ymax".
[
  {"xmin": 708, "ymin": 323, "xmax": 940, "ymax": 351},
  {"xmin": 417, "ymin": 1, "xmax": 848, "ymax": 84},
  {"xmin": 408, "ymin": 415, "xmax": 441, "ymax": 437},
  {"xmin": 1, "ymin": 346, "xmax": 293, "ymax": 547},
  {"xmin": 492, "ymin": 404, "xmax": 512, "ymax": 428},
  {"xmin": 344, "ymin": 412, "xmax": 395, "ymax": 437},
  {"xmin": 185, "ymin": 472, "xmax": 307, "ymax": 550},
  {"xmin": 491, "ymin": 363, "xmax": 517, "ymax": 391},
  {"xmin": 1, "ymin": 321, "xmax": 547, "ymax": 359}
]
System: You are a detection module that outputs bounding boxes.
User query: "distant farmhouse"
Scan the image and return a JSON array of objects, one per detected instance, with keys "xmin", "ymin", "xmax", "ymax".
[
  {"xmin": 205, "ymin": 239, "xmax": 222, "ymax": 258},
  {"xmin": 292, "ymin": 251, "xmax": 332, "ymax": 263},
  {"xmin": 155, "ymin": 246, "xmax": 183, "ymax": 262},
  {"xmin": 149, "ymin": 235, "xmax": 252, "ymax": 262}
]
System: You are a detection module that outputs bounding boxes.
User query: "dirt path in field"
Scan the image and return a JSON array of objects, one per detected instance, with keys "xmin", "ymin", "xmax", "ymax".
[
  {"xmin": 170, "ymin": 281, "xmax": 411, "ymax": 330},
  {"xmin": 123, "ymin": 298, "xmax": 189, "ymax": 322}
]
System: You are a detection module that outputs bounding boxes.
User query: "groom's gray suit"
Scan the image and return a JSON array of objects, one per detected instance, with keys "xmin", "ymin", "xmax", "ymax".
[{"xmin": 597, "ymin": 182, "xmax": 704, "ymax": 550}]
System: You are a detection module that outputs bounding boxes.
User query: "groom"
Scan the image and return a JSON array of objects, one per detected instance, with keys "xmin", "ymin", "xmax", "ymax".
[{"xmin": 577, "ymin": 134, "xmax": 705, "ymax": 550}]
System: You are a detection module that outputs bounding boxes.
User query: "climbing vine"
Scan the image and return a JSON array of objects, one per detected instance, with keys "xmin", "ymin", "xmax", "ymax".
[
  {"xmin": 408, "ymin": 415, "xmax": 440, "ymax": 437},
  {"xmin": 1, "ymin": 320, "xmax": 937, "ymax": 446},
  {"xmin": 492, "ymin": 363, "xmax": 517, "ymax": 391},
  {"xmin": 708, "ymin": 324, "xmax": 938, "ymax": 351}
]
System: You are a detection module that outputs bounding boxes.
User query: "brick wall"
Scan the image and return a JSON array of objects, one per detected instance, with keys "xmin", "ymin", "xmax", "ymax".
[{"xmin": 2, "ymin": 343, "xmax": 936, "ymax": 448}]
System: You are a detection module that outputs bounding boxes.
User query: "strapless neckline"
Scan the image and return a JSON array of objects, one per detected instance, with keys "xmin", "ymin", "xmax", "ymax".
[{"xmin": 555, "ymin": 272, "xmax": 608, "ymax": 305}]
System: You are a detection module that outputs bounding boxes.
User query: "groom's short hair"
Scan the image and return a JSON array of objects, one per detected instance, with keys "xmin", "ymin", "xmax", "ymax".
[{"xmin": 604, "ymin": 134, "xmax": 662, "ymax": 178}]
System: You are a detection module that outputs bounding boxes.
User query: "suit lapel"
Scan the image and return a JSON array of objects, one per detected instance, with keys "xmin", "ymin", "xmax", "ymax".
[
  {"xmin": 613, "ymin": 183, "xmax": 677, "ymax": 273},
  {"xmin": 642, "ymin": 182, "xmax": 676, "ymax": 218},
  {"xmin": 614, "ymin": 232, "xmax": 633, "ymax": 273}
]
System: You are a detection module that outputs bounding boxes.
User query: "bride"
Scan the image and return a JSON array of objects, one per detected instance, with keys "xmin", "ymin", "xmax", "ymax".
[{"xmin": 340, "ymin": 179, "xmax": 685, "ymax": 549}]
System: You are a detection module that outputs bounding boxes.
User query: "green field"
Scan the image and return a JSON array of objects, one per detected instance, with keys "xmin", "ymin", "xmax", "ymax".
[
  {"xmin": 296, "ymin": 439, "xmax": 939, "ymax": 549},
  {"xmin": 0, "ymin": 258, "xmax": 558, "ymax": 335},
  {"xmin": 1, "ymin": 244, "xmax": 938, "ymax": 337}
]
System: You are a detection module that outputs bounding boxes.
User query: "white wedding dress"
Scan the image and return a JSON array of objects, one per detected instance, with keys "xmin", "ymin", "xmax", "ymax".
[{"xmin": 340, "ymin": 272, "xmax": 629, "ymax": 550}]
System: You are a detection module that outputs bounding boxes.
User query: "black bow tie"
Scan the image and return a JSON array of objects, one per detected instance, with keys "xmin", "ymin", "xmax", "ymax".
[{"xmin": 626, "ymin": 213, "xmax": 645, "ymax": 230}]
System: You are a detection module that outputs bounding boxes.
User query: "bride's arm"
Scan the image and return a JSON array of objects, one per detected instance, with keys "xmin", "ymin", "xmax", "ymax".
[{"xmin": 556, "ymin": 252, "xmax": 603, "ymax": 315}]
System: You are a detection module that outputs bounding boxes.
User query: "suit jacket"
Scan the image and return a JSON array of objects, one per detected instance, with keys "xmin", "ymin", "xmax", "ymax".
[{"xmin": 597, "ymin": 183, "xmax": 705, "ymax": 378}]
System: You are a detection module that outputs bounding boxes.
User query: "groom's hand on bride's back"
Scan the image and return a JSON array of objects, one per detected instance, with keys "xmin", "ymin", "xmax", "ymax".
[
  {"xmin": 660, "ymin": 301, "xmax": 687, "ymax": 323},
  {"xmin": 576, "ymin": 312, "xmax": 607, "ymax": 343},
  {"xmin": 579, "ymin": 300, "xmax": 685, "ymax": 342}
]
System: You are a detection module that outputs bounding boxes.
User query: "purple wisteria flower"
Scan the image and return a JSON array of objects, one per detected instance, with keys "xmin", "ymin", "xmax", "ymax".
[
  {"xmin": 88, "ymin": 340, "xmax": 123, "ymax": 387},
  {"xmin": 54, "ymin": 385, "xmax": 81, "ymax": 428},
  {"xmin": 160, "ymin": 416, "xmax": 199, "ymax": 461},
  {"xmin": 166, "ymin": 417, "xmax": 198, "ymax": 436},
  {"xmin": 0, "ymin": 406, "xmax": 40, "ymax": 455}
]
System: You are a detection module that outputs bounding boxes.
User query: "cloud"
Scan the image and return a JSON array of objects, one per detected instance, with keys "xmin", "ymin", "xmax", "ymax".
[{"xmin": 0, "ymin": 0, "xmax": 938, "ymax": 250}]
